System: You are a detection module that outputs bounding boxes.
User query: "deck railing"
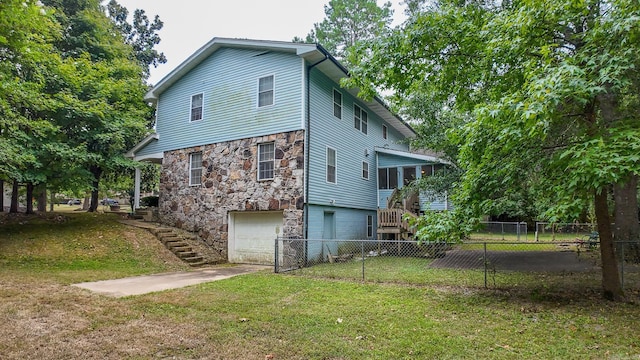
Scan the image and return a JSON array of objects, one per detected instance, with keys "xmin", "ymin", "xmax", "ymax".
[{"xmin": 377, "ymin": 208, "xmax": 415, "ymax": 232}]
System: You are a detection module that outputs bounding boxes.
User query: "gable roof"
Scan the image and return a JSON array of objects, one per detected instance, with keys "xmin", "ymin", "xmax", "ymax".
[{"xmin": 145, "ymin": 37, "xmax": 416, "ymax": 138}]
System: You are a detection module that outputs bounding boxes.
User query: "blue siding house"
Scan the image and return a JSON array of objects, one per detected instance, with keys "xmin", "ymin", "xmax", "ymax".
[{"xmin": 126, "ymin": 38, "xmax": 447, "ymax": 265}]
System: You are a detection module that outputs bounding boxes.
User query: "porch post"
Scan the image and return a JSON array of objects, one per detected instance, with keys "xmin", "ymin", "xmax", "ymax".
[{"xmin": 134, "ymin": 167, "xmax": 141, "ymax": 209}]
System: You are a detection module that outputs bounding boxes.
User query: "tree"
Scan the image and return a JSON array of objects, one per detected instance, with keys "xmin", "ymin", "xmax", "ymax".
[
  {"xmin": 106, "ymin": 0, "xmax": 167, "ymax": 80},
  {"xmin": 347, "ymin": 0, "xmax": 640, "ymax": 300},
  {"xmin": 43, "ymin": 0, "xmax": 154, "ymax": 212},
  {"xmin": 0, "ymin": 0, "xmax": 65, "ymax": 213},
  {"xmin": 302, "ymin": 0, "xmax": 393, "ymax": 64}
]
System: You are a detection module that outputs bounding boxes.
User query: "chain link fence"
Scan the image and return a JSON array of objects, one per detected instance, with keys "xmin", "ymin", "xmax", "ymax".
[
  {"xmin": 471, "ymin": 221, "xmax": 529, "ymax": 241},
  {"xmin": 534, "ymin": 222, "xmax": 597, "ymax": 241},
  {"xmin": 275, "ymin": 237, "xmax": 640, "ymax": 292}
]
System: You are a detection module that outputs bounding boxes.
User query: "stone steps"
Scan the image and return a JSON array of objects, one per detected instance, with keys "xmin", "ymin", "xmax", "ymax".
[
  {"xmin": 119, "ymin": 218, "xmax": 225, "ymax": 267},
  {"xmin": 140, "ymin": 226, "xmax": 210, "ymax": 266}
]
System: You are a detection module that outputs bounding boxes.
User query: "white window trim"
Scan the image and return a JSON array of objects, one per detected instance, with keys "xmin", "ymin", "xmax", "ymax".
[
  {"xmin": 189, "ymin": 152, "xmax": 203, "ymax": 186},
  {"xmin": 257, "ymin": 74, "xmax": 275, "ymax": 108},
  {"xmin": 190, "ymin": 93, "xmax": 204, "ymax": 122},
  {"xmin": 382, "ymin": 124, "xmax": 388, "ymax": 140},
  {"xmin": 333, "ymin": 89, "xmax": 342, "ymax": 119},
  {"xmin": 361, "ymin": 107, "xmax": 368, "ymax": 135},
  {"xmin": 367, "ymin": 215, "xmax": 374, "ymax": 238},
  {"xmin": 257, "ymin": 142, "xmax": 275, "ymax": 181},
  {"xmin": 326, "ymin": 146, "xmax": 337, "ymax": 184},
  {"xmin": 362, "ymin": 161, "xmax": 369, "ymax": 180},
  {"xmin": 354, "ymin": 104, "xmax": 368, "ymax": 135}
]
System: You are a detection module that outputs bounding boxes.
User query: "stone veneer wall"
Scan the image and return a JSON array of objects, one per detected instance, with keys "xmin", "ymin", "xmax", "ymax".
[{"xmin": 159, "ymin": 130, "xmax": 305, "ymax": 258}]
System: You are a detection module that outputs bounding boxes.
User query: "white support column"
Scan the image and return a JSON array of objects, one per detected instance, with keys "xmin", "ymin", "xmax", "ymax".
[{"xmin": 134, "ymin": 167, "xmax": 141, "ymax": 209}]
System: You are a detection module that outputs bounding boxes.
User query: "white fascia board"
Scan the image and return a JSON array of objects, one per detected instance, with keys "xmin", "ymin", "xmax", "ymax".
[
  {"xmin": 125, "ymin": 133, "xmax": 159, "ymax": 158},
  {"xmin": 374, "ymin": 146, "xmax": 451, "ymax": 165}
]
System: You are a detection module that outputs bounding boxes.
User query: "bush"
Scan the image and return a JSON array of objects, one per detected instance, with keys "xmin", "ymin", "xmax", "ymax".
[
  {"xmin": 140, "ymin": 196, "xmax": 159, "ymax": 207},
  {"xmin": 407, "ymin": 209, "xmax": 479, "ymax": 244}
]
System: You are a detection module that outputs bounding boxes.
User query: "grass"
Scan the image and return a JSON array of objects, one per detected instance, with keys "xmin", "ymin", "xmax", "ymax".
[{"xmin": 1, "ymin": 211, "xmax": 639, "ymax": 359}]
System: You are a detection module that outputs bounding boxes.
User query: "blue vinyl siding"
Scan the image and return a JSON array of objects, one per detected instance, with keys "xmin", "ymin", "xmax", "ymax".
[
  {"xmin": 306, "ymin": 69, "xmax": 408, "ymax": 210},
  {"xmin": 153, "ymin": 48, "xmax": 303, "ymax": 153},
  {"xmin": 135, "ymin": 138, "xmax": 162, "ymax": 157},
  {"xmin": 305, "ymin": 205, "xmax": 377, "ymax": 262}
]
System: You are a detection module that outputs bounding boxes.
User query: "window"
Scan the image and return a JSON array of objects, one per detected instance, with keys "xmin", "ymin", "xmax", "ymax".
[
  {"xmin": 333, "ymin": 89, "xmax": 342, "ymax": 119},
  {"xmin": 258, "ymin": 143, "xmax": 275, "ymax": 180},
  {"xmin": 258, "ymin": 75, "xmax": 274, "ymax": 107},
  {"xmin": 421, "ymin": 165, "xmax": 433, "ymax": 177},
  {"xmin": 190, "ymin": 93, "xmax": 203, "ymax": 122},
  {"xmin": 326, "ymin": 147, "xmax": 336, "ymax": 183},
  {"xmin": 189, "ymin": 152, "xmax": 203, "ymax": 186},
  {"xmin": 354, "ymin": 104, "xmax": 368, "ymax": 134},
  {"xmin": 382, "ymin": 124, "xmax": 388, "ymax": 139},
  {"xmin": 421, "ymin": 164, "xmax": 445, "ymax": 177},
  {"xmin": 362, "ymin": 161, "xmax": 369, "ymax": 180},
  {"xmin": 367, "ymin": 215, "xmax": 373, "ymax": 238},
  {"xmin": 378, "ymin": 167, "xmax": 398, "ymax": 189},
  {"xmin": 403, "ymin": 166, "xmax": 416, "ymax": 185},
  {"xmin": 362, "ymin": 110, "xmax": 368, "ymax": 134}
]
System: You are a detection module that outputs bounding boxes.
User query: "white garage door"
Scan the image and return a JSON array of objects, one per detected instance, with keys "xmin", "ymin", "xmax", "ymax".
[{"xmin": 228, "ymin": 211, "xmax": 283, "ymax": 265}]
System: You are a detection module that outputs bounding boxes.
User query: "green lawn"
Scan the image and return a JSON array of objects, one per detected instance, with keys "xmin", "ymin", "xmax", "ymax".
[{"xmin": 1, "ymin": 212, "xmax": 639, "ymax": 359}]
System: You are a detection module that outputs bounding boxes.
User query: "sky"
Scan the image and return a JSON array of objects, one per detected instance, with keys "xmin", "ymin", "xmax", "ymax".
[{"xmin": 114, "ymin": 0, "xmax": 407, "ymax": 85}]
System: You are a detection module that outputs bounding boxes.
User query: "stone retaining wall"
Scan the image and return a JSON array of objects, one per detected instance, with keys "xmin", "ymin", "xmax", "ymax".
[{"xmin": 159, "ymin": 130, "xmax": 305, "ymax": 258}]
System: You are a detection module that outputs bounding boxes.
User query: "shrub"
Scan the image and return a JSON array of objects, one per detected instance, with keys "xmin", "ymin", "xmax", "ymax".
[{"xmin": 140, "ymin": 196, "xmax": 159, "ymax": 207}]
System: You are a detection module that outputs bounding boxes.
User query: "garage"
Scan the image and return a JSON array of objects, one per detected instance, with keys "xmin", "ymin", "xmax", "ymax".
[{"xmin": 228, "ymin": 211, "xmax": 283, "ymax": 265}]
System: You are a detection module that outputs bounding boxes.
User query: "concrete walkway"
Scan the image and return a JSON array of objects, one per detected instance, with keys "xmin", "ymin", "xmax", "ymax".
[{"xmin": 73, "ymin": 264, "xmax": 270, "ymax": 298}]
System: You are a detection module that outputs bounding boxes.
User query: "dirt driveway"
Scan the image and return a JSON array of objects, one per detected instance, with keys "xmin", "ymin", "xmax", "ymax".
[{"xmin": 429, "ymin": 249, "xmax": 599, "ymax": 272}]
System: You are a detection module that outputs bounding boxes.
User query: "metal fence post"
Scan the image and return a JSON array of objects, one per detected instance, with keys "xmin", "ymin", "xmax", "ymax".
[
  {"xmin": 361, "ymin": 241, "xmax": 365, "ymax": 282},
  {"xmin": 620, "ymin": 242, "xmax": 625, "ymax": 290},
  {"xmin": 484, "ymin": 242, "xmax": 488, "ymax": 288},
  {"xmin": 274, "ymin": 236, "xmax": 279, "ymax": 273}
]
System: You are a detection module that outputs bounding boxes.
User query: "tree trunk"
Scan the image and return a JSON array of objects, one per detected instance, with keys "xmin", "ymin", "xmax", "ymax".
[
  {"xmin": 613, "ymin": 174, "xmax": 640, "ymax": 262},
  {"xmin": 594, "ymin": 188, "xmax": 623, "ymax": 301},
  {"xmin": 25, "ymin": 182, "xmax": 34, "ymax": 214},
  {"xmin": 37, "ymin": 186, "xmax": 46, "ymax": 212},
  {"xmin": 49, "ymin": 190, "xmax": 55, "ymax": 212},
  {"xmin": 0, "ymin": 179, "xmax": 4, "ymax": 212},
  {"xmin": 87, "ymin": 165, "xmax": 102, "ymax": 212},
  {"xmin": 10, "ymin": 180, "xmax": 19, "ymax": 213}
]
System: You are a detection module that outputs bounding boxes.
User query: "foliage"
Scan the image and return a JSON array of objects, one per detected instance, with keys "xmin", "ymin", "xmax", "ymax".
[
  {"xmin": 40, "ymin": 0, "xmax": 157, "ymax": 211},
  {"xmin": 0, "ymin": 0, "xmax": 61, "ymax": 183},
  {"xmin": 1, "ymin": 0, "xmax": 162, "ymax": 212},
  {"xmin": 347, "ymin": 0, "xmax": 640, "ymax": 299},
  {"xmin": 140, "ymin": 195, "xmax": 159, "ymax": 207},
  {"xmin": 407, "ymin": 210, "xmax": 478, "ymax": 244},
  {"xmin": 302, "ymin": 0, "xmax": 393, "ymax": 64},
  {"xmin": 106, "ymin": 0, "xmax": 167, "ymax": 79}
]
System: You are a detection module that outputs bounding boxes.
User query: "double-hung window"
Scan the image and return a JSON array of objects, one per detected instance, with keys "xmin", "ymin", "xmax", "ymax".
[
  {"xmin": 367, "ymin": 215, "xmax": 374, "ymax": 238},
  {"xmin": 333, "ymin": 89, "xmax": 342, "ymax": 119},
  {"xmin": 190, "ymin": 93, "xmax": 203, "ymax": 122},
  {"xmin": 326, "ymin": 147, "xmax": 337, "ymax": 184},
  {"xmin": 362, "ymin": 161, "xmax": 369, "ymax": 180},
  {"xmin": 382, "ymin": 124, "xmax": 388, "ymax": 139},
  {"xmin": 189, "ymin": 152, "xmax": 203, "ymax": 186},
  {"xmin": 354, "ymin": 104, "xmax": 368, "ymax": 134},
  {"xmin": 258, "ymin": 143, "xmax": 275, "ymax": 180},
  {"xmin": 258, "ymin": 75, "xmax": 274, "ymax": 107}
]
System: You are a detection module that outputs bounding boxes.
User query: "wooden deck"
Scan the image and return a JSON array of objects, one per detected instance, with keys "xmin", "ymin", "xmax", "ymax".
[{"xmin": 377, "ymin": 208, "xmax": 416, "ymax": 240}]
